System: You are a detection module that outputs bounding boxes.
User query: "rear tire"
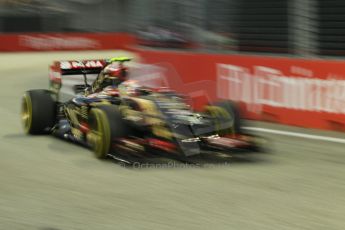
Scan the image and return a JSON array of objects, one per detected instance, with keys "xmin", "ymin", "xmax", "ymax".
[
  {"xmin": 21, "ymin": 90, "xmax": 56, "ymax": 135},
  {"xmin": 87, "ymin": 105, "xmax": 128, "ymax": 159}
]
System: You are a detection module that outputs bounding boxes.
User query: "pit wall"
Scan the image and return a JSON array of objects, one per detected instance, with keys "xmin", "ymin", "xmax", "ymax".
[
  {"xmin": 0, "ymin": 33, "xmax": 136, "ymax": 51},
  {"xmin": 134, "ymin": 48, "xmax": 345, "ymax": 131}
]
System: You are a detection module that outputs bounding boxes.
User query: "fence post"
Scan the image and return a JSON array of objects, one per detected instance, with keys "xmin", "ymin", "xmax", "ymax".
[{"xmin": 289, "ymin": 0, "xmax": 319, "ymax": 56}]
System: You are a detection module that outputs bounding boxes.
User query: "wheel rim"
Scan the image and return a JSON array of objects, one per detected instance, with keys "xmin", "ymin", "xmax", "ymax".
[
  {"xmin": 21, "ymin": 94, "xmax": 32, "ymax": 134},
  {"xmin": 87, "ymin": 109, "xmax": 110, "ymax": 158},
  {"xmin": 205, "ymin": 106, "xmax": 234, "ymax": 135},
  {"xmin": 88, "ymin": 129, "xmax": 104, "ymax": 155}
]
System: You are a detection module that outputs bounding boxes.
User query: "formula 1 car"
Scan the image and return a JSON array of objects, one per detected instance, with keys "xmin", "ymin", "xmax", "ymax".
[{"xmin": 21, "ymin": 57, "xmax": 265, "ymax": 164}]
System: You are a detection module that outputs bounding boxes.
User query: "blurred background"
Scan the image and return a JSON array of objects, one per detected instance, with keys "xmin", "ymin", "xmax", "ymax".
[
  {"xmin": 2, "ymin": 1, "xmax": 345, "ymax": 230},
  {"xmin": 1, "ymin": 0, "xmax": 342, "ymax": 56}
]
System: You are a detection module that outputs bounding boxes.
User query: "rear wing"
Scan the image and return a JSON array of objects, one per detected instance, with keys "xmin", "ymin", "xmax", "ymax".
[
  {"xmin": 49, "ymin": 59, "xmax": 108, "ymax": 101},
  {"xmin": 49, "ymin": 57, "xmax": 131, "ymax": 82},
  {"xmin": 49, "ymin": 59, "xmax": 107, "ymax": 80}
]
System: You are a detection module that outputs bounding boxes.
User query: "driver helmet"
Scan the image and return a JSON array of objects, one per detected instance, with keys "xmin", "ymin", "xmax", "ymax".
[{"xmin": 100, "ymin": 63, "xmax": 128, "ymax": 88}]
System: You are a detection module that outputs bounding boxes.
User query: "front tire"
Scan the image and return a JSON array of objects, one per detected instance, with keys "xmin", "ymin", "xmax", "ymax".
[
  {"xmin": 21, "ymin": 90, "xmax": 56, "ymax": 134},
  {"xmin": 87, "ymin": 105, "xmax": 128, "ymax": 159},
  {"xmin": 204, "ymin": 100, "xmax": 241, "ymax": 135}
]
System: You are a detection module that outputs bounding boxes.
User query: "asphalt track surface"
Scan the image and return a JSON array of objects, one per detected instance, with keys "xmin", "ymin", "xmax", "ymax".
[{"xmin": 1, "ymin": 51, "xmax": 345, "ymax": 230}]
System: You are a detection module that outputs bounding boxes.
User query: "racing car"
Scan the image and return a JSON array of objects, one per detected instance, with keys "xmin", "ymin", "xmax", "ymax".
[{"xmin": 21, "ymin": 57, "xmax": 265, "ymax": 164}]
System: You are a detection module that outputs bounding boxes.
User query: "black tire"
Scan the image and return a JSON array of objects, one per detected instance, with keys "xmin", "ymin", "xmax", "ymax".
[
  {"xmin": 87, "ymin": 105, "xmax": 129, "ymax": 159},
  {"xmin": 214, "ymin": 101, "xmax": 241, "ymax": 133},
  {"xmin": 21, "ymin": 90, "xmax": 56, "ymax": 135},
  {"xmin": 204, "ymin": 100, "xmax": 242, "ymax": 135}
]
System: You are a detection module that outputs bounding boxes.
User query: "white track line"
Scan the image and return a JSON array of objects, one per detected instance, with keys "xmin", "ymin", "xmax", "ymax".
[{"xmin": 243, "ymin": 127, "xmax": 345, "ymax": 144}]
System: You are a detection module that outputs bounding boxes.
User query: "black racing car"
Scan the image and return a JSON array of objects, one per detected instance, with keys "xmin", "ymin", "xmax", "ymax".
[{"xmin": 21, "ymin": 57, "xmax": 265, "ymax": 164}]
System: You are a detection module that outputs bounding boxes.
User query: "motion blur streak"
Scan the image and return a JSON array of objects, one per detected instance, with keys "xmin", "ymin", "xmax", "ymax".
[
  {"xmin": 0, "ymin": 51, "xmax": 345, "ymax": 230},
  {"xmin": 244, "ymin": 127, "xmax": 345, "ymax": 144}
]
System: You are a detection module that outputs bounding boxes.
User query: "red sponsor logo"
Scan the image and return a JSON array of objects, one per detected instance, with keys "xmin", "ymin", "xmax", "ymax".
[
  {"xmin": 60, "ymin": 60, "xmax": 105, "ymax": 69},
  {"xmin": 19, "ymin": 35, "xmax": 100, "ymax": 50}
]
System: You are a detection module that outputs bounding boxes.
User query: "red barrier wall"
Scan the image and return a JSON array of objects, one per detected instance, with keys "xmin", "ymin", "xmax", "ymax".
[
  {"xmin": 135, "ymin": 48, "xmax": 345, "ymax": 131},
  {"xmin": 0, "ymin": 33, "xmax": 136, "ymax": 51}
]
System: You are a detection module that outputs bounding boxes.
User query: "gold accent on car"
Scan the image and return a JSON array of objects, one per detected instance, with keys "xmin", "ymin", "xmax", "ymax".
[
  {"xmin": 87, "ymin": 108, "xmax": 111, "ymax": 158},
  {"xmin": 21, "ymin": 93, "xmax": 32, "ymax": 134},
  {"xmin": 204, "ymin": 106, "xmax": 234, "ymax": 135},
  {"xmin": 130, "ymin": 98, "xmax": 173, "ymax": 140}
]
